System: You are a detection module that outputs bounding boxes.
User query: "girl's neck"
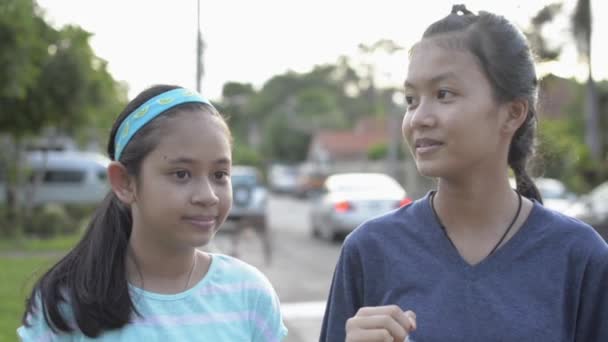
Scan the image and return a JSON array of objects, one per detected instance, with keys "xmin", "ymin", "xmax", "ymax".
[
  {"xmin": 126, "ymin": 239, "xmax": 210, "ymax": 293},
  {"xmin": 434, "ymin": 176, "xmax": 516, "ymax": 233}
]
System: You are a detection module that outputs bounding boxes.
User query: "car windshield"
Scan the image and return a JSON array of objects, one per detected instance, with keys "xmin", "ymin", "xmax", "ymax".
[
  {"xmin": 231, "ymin": 173, "xmax": 257, "ymax": 186},
  {"xmin": 536, "ymin": 179, "xmax": 567, "ymax": 199},
  {"xmin": 328, "ymin": 175, "xmax": 401, "ymax": 193}
]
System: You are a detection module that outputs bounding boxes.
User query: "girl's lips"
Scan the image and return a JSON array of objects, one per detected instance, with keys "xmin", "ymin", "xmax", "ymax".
[
  {"xmin": 414, "ymin": 138, "xmax": 443, "ymax": 148},
  {"xmin": 414, "ymin": 138, "xmax": 443, "ymax": 155},
  {"xmin": 416, "ymin": 144, "xmax": 443, "ymax": 154},
  {"xmin": 183, "ymin": 216, "xmax": 216, "ymax": 229}
]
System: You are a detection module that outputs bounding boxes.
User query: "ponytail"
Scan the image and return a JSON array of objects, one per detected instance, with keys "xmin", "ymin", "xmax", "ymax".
[
  {"xmin": 511, "ymin": 159, "xmax": 543, "ymax": 204},
  {"xmin": 22, "ymin": 192, "xmax": 136, "ymax": 337},
  {"xmin": 508, "ymin": 107, "xmax": 543, "ymax": 204}
]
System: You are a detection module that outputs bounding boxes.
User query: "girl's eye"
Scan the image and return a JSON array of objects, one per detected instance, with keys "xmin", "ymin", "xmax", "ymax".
[
  {"xmin": 437, "ymin": 89, "xmax": 453, "ymax": 100},
  {"xmin": 214, "ymin": 171, "xmax": 229, "ymax": 181},
  {"xmin": 174, "ymin": 170, "xmax": 191, "ymax": 180},
  {"xmin": 405, "ymin": 95, "xmax": 418, "ymax": 108}
]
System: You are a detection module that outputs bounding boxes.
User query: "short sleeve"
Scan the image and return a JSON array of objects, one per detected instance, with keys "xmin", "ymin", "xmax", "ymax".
[
  {"xmin": 17, "ymin": 296, "xmax": 74, "ymax": 342},
  {"xmin": 575, "ymin": 240, "xmax": 608, "ymax": 341},
  {"xmin": 250, "ymin": 277, "xmax": 288, "ymax": 342}
]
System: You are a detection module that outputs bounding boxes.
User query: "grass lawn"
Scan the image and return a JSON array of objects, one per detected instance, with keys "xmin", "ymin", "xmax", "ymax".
[
  {"xmin": 0, "ymin": 256, "xmax": 62, "ymax": 341},
  {"xmin": 0, "ymin": 232, "xmax": 80, "ymax": 341},
  {"xmin": 0, "ymin": 234, "xmax": 81, "ymax": 254}
]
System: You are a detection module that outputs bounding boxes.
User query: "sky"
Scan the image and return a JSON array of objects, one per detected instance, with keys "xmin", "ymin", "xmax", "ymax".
[{"xmin": 36, "ymin": 0, "xmax": 607, "ymax": 101}]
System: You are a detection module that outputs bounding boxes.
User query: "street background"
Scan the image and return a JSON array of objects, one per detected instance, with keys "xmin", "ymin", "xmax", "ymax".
[{"xmin": 208, "ymin": 194, "xmax": 340, "ymax": 342}]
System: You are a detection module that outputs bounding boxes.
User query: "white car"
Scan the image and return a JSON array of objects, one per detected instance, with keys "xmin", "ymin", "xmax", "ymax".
[
  {"xmin": 509, "ymin": 177, "xmax": 576, "ymax": 213},
  {"xmin": 0, "ymin": 151, "xmax": 111, "ymax": 205},
  {"xmin": 310, "ymin": 172, "xmax": 412, "ymax": 242}
]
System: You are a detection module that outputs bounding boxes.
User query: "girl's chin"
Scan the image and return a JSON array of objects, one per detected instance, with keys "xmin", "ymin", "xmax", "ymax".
[{"xmin": 415, "ymin": 162, "xmax": 443, "ymax": 178}]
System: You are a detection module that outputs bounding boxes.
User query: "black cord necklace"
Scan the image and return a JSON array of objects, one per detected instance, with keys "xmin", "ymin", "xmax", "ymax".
[{"xmin": 430, "ymin": 190, "xmax": 522, "ymax": 255}]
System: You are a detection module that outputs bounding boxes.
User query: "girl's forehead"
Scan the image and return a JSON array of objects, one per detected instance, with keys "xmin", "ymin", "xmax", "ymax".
[
  {"xmin": 406, "ymin": 42, "xmax": 481, "ymax": 87},
  {"xmin": 152, "ymin": 113, "xmax": 231, "ymax": 161}
]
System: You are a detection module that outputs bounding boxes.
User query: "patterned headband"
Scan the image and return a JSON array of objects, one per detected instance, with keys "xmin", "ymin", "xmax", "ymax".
[{"xmin": 114, "ymin": 88, "xmax": 213, "ymax": 160}]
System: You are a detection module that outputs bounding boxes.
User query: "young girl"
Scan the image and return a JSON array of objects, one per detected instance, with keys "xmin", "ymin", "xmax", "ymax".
[
  {"xmin": 18, "ymin": 85, "xmax": 288, "ymax": 341},
  {"xmin": 320, "ymin": 5, "xmax": 608, "ymax": 342}
]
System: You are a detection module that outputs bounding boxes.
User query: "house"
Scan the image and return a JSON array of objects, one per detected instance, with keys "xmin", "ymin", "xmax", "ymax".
[{"xmin": 307, "ymin": 117, "xmax": 390, "ymax": 165}]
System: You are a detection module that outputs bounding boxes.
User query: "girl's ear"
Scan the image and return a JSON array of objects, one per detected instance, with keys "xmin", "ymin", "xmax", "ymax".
[
  {"xmin": 501, "ymin": 98, "xmax": 528, "ymax": 136},
  {"xmin": 107, "ymin": 161, "xmax": 136, "ymax": 205}
]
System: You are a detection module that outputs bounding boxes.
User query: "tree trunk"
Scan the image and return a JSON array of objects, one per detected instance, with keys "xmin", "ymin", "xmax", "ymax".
[
  {"xmin": 585, "ymin": 74, "xmax": 602, "ymax": 160},
  {"xmin": 1, "ymin": 136, "xmax": 22, "ymax": 237}
]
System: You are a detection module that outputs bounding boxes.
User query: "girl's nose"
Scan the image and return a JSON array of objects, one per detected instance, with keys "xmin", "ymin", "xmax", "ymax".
[
  {"xmin": 191, "ymin": 179, "xmax": 219, "ymax": 206},
  {"xmin": 408, "ymin": 99, "xmax": 436, "ymax": 129}
]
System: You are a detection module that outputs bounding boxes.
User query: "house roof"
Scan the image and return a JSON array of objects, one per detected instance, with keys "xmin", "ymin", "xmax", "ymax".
[{"xmin": 310, "ymin": 117, "xmax": 390, "ymax": 160}]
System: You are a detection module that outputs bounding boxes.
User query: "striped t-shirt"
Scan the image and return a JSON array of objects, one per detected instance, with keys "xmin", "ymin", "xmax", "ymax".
[{"xmin": 18, "ymin": 253, "xmax": 288, "ymax": 341}]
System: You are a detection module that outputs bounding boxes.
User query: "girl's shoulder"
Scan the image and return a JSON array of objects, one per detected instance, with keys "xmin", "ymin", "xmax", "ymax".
[
  {"xmin": 529, "ymin": 201, "xmax": 608, "ymax": 253},
  {"xmin": 207, "ymin": 253, "xmax": 275, "ymax": 289},
  {"xmin": 346, "ymin": 194, "xmax": 433, "ymax": 242}
]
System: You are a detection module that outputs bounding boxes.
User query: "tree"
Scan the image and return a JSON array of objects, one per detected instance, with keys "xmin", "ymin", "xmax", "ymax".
[
  {"xmin": 572, "ymin": 0, "xmax": 602, "ymax": 161},
  {"xmin": 0, "ymin": 1, "xmax": 126, "ymax": 236},
  {"xmin": 525, "ymin": 3, "xmax": 563, "ymax": 62}
]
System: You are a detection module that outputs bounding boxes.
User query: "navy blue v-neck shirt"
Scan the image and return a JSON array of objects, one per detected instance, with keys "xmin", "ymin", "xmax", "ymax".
[{"xmin": 320, "ymin": 193, "xmax": 608, "ymax": 342}]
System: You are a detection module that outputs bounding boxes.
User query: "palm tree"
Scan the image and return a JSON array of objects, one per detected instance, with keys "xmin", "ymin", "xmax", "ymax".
[{"xmin": 572, "ymin": 0, "xmax": 602, "ymax": 160}]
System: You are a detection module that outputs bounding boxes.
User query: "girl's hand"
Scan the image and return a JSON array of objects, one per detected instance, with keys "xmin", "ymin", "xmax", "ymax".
[{"xmin": 345, "ymin": 305, "xmax": 417, "ymax": 342}]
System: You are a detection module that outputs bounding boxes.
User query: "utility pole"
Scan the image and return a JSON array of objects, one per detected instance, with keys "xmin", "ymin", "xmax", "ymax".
[{"xmin": 195, "ymin": 0, "xmax": 204, "ymax": 92}]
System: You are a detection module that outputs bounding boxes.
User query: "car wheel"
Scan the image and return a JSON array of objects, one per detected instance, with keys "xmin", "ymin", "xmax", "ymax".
[{"xmin": 311, "ymin": 220, "xmax": 321, "ymax": 238}]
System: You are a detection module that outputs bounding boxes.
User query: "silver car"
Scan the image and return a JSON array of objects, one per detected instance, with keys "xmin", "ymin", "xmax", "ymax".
[
  {"xmin": 310, "ymin": 172, "xmax": 411, "ymax": 242},
  {"xmin": 226, "ymin": 166, "xmax": 268, "ymax": 230},
  {"xmin": 565, "ymin": 181, "xmax": 608, "ymax": 241}
]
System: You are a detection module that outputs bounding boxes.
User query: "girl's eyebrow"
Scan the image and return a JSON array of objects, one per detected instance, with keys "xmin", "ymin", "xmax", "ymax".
[
  {"xmin": 166, "ymin": 156, "xmax": 196, "ymax": 165},
  {"xmin": 404, "ymin": 71, "xmax": 459, "ymax": 90},
  {"xmin": 166, "ymin": 157, "xmax": 231, "ymax": 166},
  {"xmin": 214, "ymin": 158, "xmax": 231, "ymax": 166}
]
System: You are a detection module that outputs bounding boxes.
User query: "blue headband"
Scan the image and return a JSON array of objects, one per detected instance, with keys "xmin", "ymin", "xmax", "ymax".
[{"xmin": 114, "ymin": 88, "xmax": 213, "ymax": 160}]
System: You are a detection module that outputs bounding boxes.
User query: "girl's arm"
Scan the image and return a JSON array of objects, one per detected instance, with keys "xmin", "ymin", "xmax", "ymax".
[
  {"xmin": 319, "ymin": 238, "xmax": 365, "ymax": 341},
  {"xmin": 575, "ymin": 242, "xmax": 608, "ymax": 341}
]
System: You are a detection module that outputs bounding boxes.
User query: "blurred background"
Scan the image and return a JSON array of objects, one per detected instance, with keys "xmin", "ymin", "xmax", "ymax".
[{"xmin": 1, "ymin": 0, "xmax": 607, "ymax": 341}]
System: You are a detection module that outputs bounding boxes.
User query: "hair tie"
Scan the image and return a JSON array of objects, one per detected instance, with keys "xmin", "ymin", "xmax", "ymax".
[
  {"xmin": 114, "ymin": 88, "xmax": 213, "ymax": 160},
  {"xmin": 451, "ymin": 4, "xmax": 473, "ymax": 15}
]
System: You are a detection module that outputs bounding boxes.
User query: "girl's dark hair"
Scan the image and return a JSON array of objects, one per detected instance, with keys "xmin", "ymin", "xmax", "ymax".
[
  {"xmin": 419, "ymin": 4, "xmax": 543, "ymax": 203},
  {"xmin": 22, "ymin": 84, "xmax": 229, "ymax": 337}
]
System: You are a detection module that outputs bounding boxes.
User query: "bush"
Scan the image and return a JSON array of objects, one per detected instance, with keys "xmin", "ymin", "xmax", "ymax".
[
  {"xmin": 64, "ymin": 204, "xmax": 97, "ymax": 230},
  {"xmin": 25, "ymin": 203, "xmax": 74, "ymax": 238}
]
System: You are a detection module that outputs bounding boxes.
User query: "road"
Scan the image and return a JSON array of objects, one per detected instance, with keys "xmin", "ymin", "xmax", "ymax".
[{"xmin": 208, "ymin": 194, "xmax": 342, "ymax": 342}]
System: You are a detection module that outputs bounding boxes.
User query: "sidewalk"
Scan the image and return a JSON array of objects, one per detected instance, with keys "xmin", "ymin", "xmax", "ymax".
[{"xmin": 282, "ymin": 301, "xmax": 325, "ymax": 342}]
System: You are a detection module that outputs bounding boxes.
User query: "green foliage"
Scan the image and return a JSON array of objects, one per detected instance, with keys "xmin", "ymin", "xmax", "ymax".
[
  {"xmin": 261, "ymin": 112, "xmax": 311, "ymax": 163},
  {"xmin": 525, "ymin": 3, "xmax": 563, "ymax": 61},
  {"xmin": 0, "ymin": 0, "xmax": 50, "ymax": 100},
  {"xmin": 368, "ymin": 143, "xmax": 388, "ymax": 160},
  {"xmin": 232, "ymin": 140, "xmax": 263, "ymax": 168},
  {"xmin": 367, "ymin": 142, "xmax": 407, "ymax": 161},
  {"xmin": 0, "ymin": 1, "xmax": 126, "ymax": 234},
  {"xmin": 219, "ymin": 54, "xmax": 403, "ymax": 163},
  {"xmin": 24, "ymin": 203, "xmax": 74, "ymax": 238}
]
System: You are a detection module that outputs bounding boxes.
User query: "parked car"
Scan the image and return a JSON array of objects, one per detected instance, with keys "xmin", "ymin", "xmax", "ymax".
[
  {"xmin": 565, "ymin": 180, "xmax": 608, "ymax": 241},
  {"xmin": 295, "ymin": 169, "xmax": 327, "ymax": 199},
  {"xmin": 227, "ymin": 166, "xmax": 268, "ymax": 229},
  {"xmin": 0, "ymin": 150, "xmax": 110, "ymax": 205},
  {"xmin": 535, "ymin": 177, "xmax": 578, "ymax": 213},
  {"xmin": 268, "ymin": 163, "xmax": 300, "ymax": 195},
  {"xmin": 310, "ymin": 172, "xmax": 412, "ymax": 242},
  {"xmin": 225, "ymin": 166, "xmax": 271, "ymax": 263},
  {"xmin": 509, "ymin": 177, "xmax": 577, "ymax": 213}
]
